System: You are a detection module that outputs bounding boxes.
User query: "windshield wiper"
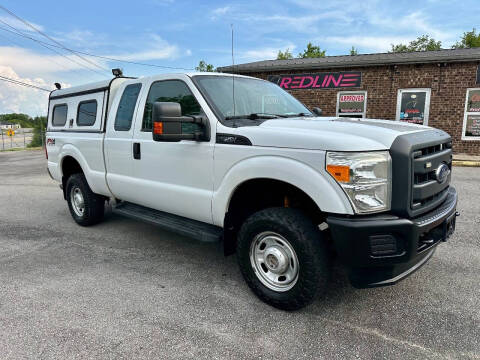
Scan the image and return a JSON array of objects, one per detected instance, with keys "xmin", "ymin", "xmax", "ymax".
[
  {"xmin": 225, "ymin": 113, "xmax": 287, "ymax": 120},
  {"xmin": 284, "ymin": 112, "xmax": 313, "ymax": 118}
]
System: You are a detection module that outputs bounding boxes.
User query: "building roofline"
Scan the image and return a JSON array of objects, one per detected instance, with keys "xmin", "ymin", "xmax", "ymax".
[{"xmin": 218, "ymin": 48, "xmax": 480, "ymax": 73}]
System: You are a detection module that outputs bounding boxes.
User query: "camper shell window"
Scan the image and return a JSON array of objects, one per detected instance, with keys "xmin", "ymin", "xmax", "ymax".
[
  {"xmin": 52, "ymin": 104, "xmax": 68, "ymax": 127},
  {"xmin": 77, "ymin": 100, "xmax": 98, "ymax": 126}
]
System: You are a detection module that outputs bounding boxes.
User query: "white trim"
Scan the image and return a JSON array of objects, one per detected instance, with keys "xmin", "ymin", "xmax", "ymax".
[
  {"xmin": 395, "ymin": 88, "xmax": 431, "ymax": 126},
  {"xmin": 336, "ymin": 90, "xmax": 367, "ymax": 118},
  {"xmin": 461, "ymin": 88, "xmax": 480, "ymax": 141}
]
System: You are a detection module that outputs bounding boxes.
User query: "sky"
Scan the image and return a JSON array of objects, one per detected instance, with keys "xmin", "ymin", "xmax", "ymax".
[{"xmin": 0, "ymin": 0, "xmax": 478, "ymax": 116}]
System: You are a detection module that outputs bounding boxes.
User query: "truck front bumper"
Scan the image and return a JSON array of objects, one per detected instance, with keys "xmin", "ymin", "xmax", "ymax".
[{"xmin": 327, "ymin": 186, "xmax": 458, "ymax": 288}]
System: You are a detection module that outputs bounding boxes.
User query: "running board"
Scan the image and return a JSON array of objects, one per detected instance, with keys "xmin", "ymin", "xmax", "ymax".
[{"xmin": 112, "ymin": 202, "xmax": 222, "ymax": 243}]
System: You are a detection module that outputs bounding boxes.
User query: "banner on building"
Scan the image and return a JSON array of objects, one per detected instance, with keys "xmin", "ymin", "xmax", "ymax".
[{"xmin": 268, "ymin": 71, "xmax": 362, "ymax": 90}]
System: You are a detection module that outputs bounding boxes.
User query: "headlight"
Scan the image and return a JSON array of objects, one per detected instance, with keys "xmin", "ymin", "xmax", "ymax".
[{"xmin": 326, "ymin": 151, "xmax": 392, "ymax": 214}]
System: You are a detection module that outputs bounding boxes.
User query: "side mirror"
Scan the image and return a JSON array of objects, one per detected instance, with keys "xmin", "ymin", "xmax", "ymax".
[
  {"xmin": 152, "ymin": 102, "xmax": 209, "ymax": 142},
  {"xmin": 312, "ymin": 107, "xmax": 322, "ymax": 116}
]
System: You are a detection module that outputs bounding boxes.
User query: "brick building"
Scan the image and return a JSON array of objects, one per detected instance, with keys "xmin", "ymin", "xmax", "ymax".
[{"xmin": 219, "ymin": 48, "xmax": 480, "ymax": 155}]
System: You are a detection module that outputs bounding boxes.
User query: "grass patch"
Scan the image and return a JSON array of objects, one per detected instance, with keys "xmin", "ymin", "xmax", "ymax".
[{"xmin": 0, "ymin": 147, "xmax": 43, "ymax": 152}]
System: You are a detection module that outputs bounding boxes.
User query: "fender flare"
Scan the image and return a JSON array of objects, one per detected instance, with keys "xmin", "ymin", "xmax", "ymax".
[{"xmin": 212, "ymin": 155, "xmax": 353, "ymax": 226}]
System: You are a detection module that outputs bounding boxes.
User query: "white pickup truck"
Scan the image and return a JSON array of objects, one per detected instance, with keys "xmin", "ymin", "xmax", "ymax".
[{"xmin": 46, "ymin": 71, "xmax": 458, "ymax": 310}]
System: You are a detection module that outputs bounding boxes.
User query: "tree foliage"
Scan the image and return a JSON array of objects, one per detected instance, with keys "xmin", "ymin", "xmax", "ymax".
[
  {"xmin": 28, "ymin": 116, "xmax": 47, "ymax": 148},
  {"xmin": 390, "ymin": 35, "xmax": 442, "ymax": 52},
  {"xmin": 350, "ymin": 46, "xmax": 358, "ymax": 55},
  {"xmin": 0, "ymin": 113, "xmax": 35, "ymax": 128},
  {"xmin": 452, "ymin": 28, "xmax": 480, "ymax": 49},
  {"xmin": 298, "ymin": 42, "xmax": 326, "ymax": 58},
  {"xmin": 277, "ymin": 48, "xmax": 293, "ymax": 60},
  {"xmin": 195, "ymin": 60, "xmax": 215, "ymax": 72}
]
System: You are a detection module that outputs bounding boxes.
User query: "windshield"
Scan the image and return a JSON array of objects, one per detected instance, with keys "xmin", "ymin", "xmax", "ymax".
[{"xmin": 193, "ymin": 75, "xmax": 312, "ymax": 124}]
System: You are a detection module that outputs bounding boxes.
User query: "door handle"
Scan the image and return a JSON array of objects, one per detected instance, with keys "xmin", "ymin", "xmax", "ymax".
[{"xmin": 133, "ymin": 142, "xmax": 141, "ymax": 160}]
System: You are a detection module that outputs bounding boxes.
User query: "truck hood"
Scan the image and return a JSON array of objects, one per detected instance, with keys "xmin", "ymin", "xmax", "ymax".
[{"xmin": 236, "ymin": 117, "xmax": 438, "ymax": 151}]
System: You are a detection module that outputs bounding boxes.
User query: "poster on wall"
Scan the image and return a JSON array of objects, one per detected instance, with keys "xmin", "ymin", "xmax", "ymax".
[
  {"xmin": 337, "ymin": 91, "xmax": 367, "ymax": 117},
  {"xmin": 466, "ymin": 89, "xmax": 480, "ymax": 112},
  {"xmin": 398, "ymin": 91, "xmax": 427, "ymax": 124},
  {"xmin": 464, "ymin": 115, "xmax": 480, "ymax": 137},
  {"xmin": 463, "ymin": 88, "xmax": 480, "ymax": 140}
]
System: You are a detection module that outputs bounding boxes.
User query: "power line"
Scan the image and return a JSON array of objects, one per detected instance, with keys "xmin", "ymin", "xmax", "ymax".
[
  {"xmin": 0, "ymin": 23, "xmax": 194, "ymax": 71},
  {"xmin": 0, "ymin": 5, "xmax": 111, "ymax": 75},
  {"xmin": 0, "ymin": 75, "xmax": 51, "ymax": 92},
  {"xmin": 0, "ymin": 20, "xmax": 108, "ymax": 79},
  {"xmin": 0, "ymin": 25, "xmax": 97, "ymax": 81}
]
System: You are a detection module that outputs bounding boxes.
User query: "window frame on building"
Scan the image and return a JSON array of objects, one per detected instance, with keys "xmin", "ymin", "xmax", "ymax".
[
  {"xmin": 335, "ymin": 90, "xmax": 367, "ymax": 118},
  {"xmin": 395, "ymin": 88, "xmax": 431, "ymax": 126},
  {"xmin": 462, "ymin": 88, "xmax": 480, "ymax": 141}
]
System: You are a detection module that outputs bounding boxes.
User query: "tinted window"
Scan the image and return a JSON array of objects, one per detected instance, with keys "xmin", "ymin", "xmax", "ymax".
[
  {"xmin": 77, "ymin": 100, "xmax": 98, "ymax": 126},
  {"xmin": 142, "ymin": 80, "xmax": 201, "ymax": 131},
  {"xmin": 52, "ymin": 104, "xmax": 67, "ymax": 126},
  {"xmin": 115, "ymin": 83, "xmax": 142, "ymax": 131}
]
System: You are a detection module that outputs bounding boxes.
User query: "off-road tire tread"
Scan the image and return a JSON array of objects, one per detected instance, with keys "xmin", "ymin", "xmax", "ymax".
[{"xmin": 237, "ymin": 207, "xmax": 329, "ymax": 311}]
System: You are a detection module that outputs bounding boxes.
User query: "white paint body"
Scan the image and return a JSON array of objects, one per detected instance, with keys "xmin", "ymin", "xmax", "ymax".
[{"xmin": 46, "ymin": 73, "xmax": 431, "ymax": 227}]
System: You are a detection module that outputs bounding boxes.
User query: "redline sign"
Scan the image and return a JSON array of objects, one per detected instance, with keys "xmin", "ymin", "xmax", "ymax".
[{"xmin": 268, "ymin": 72, "xmax": 362, "ymax": 90}]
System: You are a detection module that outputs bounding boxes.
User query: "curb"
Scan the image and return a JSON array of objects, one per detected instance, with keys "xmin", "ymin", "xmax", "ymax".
[{"xmin": 452, "ymin": 160, "xmax": 480, "ymax": 167}]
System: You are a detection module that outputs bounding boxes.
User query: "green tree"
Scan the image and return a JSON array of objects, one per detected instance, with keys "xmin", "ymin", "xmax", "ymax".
[
  {"xmin": 195, "ymin": 60, "xmax": 215, "ymax": 72},
  {"xmin": 350, "ymin": 46, "xmax": 358, "ymax": 55},
  {"xmin": 277, "ymin": 48, "xmax": 293, "ymax": 60},
  {"xmin": 298, "ymin": 42, "xmax": 326, "ymax": 58},
  {"xmin": 28, "ymin": 116, "xmax": 47, "ymax": 148},
  {"xmin": 452, "ymin": 28, "xmax": 480, "ymax": 48},
  {"xmin": 390, "ymin": 35, "xmax": 442, "ymax": 52}
]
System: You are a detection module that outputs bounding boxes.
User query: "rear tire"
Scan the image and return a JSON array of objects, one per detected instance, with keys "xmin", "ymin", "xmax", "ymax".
[
  {"xmin": 66, "ymin": 173, "xmax": 105, "ymax": 226},
  {"xmin": 237, "ymin": 207, "xmax": 329, "ymax": 311}
]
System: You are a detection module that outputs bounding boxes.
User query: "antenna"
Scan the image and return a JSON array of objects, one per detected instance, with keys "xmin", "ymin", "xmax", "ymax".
[{"xmin": 231, "ymin": 24, "xmax": 236, "ymax": 122}]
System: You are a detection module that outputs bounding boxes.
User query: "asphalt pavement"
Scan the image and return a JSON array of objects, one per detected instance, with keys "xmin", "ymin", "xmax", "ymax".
[{"xmin": 0, "ymin": 150, "xmax": 479, "ymax": 359}]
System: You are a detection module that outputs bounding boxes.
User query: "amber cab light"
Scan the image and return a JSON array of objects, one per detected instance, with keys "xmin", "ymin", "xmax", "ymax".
[{"xmin": 153, "ymin": 122, "xmax": 164, "ymax": 135}]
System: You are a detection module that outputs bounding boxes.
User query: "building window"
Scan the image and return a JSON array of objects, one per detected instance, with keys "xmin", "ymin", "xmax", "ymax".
[
  {"xmin": 77, "ymin": 100, "xmax": 98, "ymax": 126},
  {"xmin": 52, "ymin": 104, "xmax": 68, "ymax": 127},
  {"xmin": 462, "ymin": 88, "xmax": 480, "ymax": 140},
  {"xmin": 336, "ymin": 91, "xmax": 367, "ymax": 118},
  {"xmin": 396, "ymin": 88, "xmax": 431, "ymax": 125},
  {"xmin": 114, "ymin": 83, "xmax": 142, "ymax": 131}
]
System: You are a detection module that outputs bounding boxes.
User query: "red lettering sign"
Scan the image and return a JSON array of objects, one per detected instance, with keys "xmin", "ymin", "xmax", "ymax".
[{"xmin": 268, "ymin": 72, "xmax": 361, "ymax": 90}]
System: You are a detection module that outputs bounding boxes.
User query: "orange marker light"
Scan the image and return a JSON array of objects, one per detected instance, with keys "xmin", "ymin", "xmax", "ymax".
[
  {"xmin": 327, "ymin": 164, "xmax": 350, "ymax": 183},
  {"xmin": 153, "ymin": 122, "xmax": 164, "ymax": 135}
]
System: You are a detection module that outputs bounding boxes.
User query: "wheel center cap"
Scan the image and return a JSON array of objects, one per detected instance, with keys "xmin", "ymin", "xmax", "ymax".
[{"xmin": 264, "ymin": 247, "xmax": 288, "ymax": 273}]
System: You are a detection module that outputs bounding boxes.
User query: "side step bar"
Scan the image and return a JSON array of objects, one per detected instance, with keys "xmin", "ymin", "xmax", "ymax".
[{"xmin": 112, "ymin": 202, "xmax": 222, "ymax": 243}]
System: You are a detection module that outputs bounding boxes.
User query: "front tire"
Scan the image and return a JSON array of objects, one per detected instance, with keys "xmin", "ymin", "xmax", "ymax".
[
  {"xmin": 237, "ymin": 207, "xmax": 329, "ymax": 311},
  {"xmin": 66, "ymin": 173, "xmax": 105, "ymax": 226}
]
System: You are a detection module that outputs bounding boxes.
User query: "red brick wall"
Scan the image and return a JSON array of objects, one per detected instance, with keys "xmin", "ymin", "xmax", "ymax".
[{"xmin": 245, "ymin": 62, "xmax": 480, "ymax": 155}]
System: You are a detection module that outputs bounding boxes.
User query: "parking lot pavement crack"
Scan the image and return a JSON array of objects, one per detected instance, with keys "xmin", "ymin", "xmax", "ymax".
[{"xmin": 316, "ymin": 316, "xmax": 478, "ymax": 360}]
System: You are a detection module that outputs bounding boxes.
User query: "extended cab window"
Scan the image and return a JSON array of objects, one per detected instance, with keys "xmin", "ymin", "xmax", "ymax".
[
  {"xmin": 52, "ymin": 104, "xmax": 68, "ymax": 126},
  {"xmin": 77, "ymin": 100, "xmax": 98, "ymax": 126},
  {"xmin": 142, "ymin": 80, "xmax": 201, "ymax": 131},
  {"xmin": 115, "ymin": 83, "xmax": 142, "ymax": 131}
]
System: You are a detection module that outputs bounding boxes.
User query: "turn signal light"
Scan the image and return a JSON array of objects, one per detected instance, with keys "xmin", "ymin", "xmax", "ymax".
[
  {"xmin": 153, "ymin": 122, "xmax": 163, "ymax": 135},
  {"xmin": 326, "ymin": 164, "xmax": 350, "ymax": 182}
]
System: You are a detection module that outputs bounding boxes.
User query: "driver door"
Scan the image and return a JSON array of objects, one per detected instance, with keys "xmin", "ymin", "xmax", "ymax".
[{"xmin": 129, "ymin": 77, "xmax": 215, "ymax": 224}]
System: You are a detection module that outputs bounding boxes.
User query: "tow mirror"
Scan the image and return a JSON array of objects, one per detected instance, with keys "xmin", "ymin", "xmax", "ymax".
[
  {"xmin": 312, "ymin": 107, "xmax": 322, "ymax": 116},
  {"xmin": 152, "ymin": 102, "xmax": 209, "ymax": 142}
]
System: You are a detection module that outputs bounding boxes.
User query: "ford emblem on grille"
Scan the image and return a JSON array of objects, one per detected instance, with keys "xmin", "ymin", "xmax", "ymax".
[{"xmin": 435, "ymin": 163, "xmax": 450, "ymax": 184}]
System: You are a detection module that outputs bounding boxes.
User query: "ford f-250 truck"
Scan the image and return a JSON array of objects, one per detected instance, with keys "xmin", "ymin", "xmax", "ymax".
[{"xmin": 46, "ymin": 71, "xmax": 458, "ymax": 310}]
